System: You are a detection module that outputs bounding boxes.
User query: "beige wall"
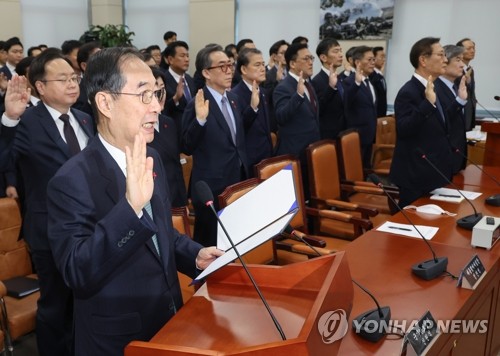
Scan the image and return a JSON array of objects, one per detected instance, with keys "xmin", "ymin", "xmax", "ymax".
[
  {"xmin": 189, "ymin": 0, "xmax": 235, "ymax": 72},
  {"xmin": 0, "ymin": 0, "xmax": 22, "ymax": 41},
  {"xmin": 90, "ymin": 0, "xmax": 123, "ymax": 26}
]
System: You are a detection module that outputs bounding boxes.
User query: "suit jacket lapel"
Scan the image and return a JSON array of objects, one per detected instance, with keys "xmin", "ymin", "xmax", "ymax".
[
  {"xmin": 71, "ymin": 108, "xmax": 94, "ymax": 138},
  {"xmin": 37, "ymin": 103, "xmax": 72, "ymax": 159}
]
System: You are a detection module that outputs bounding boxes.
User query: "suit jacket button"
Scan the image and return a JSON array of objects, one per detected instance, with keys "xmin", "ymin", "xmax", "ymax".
[
  {"xmin": 118, "ymin": 241, "xmax": 123, "ymax": 247},
  {"xmin": 121, "ymin": 237, "xmax": 128, "ymax": 244},
  {"xmin": 128, "ymin": 230, "xmax": 135, "ymax": 236}
]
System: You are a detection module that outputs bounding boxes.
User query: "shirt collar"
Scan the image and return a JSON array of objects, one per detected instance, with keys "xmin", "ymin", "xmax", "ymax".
[
  {"xmin": 168, "ymin": 67, "xmax": 183, "ymax": 83},
  {"xmin": 321, "ymin": 66, "xmax": 331, "ymax": 76},
  {"xmin": 413, "ymin": 72, "xmax": 428, "ymax": 87},
  {"xmin": 98, "ymin": 134, "xmax": 127, "ymax": 177},
  {"xmin": 206, "ymin": 85, "xmax": 226, "ymax": 103}
]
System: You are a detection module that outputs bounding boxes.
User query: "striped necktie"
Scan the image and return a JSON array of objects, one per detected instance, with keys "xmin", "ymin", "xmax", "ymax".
[{"xmin": 144, "ymin": 201, "xmax": 160, "ymax": 256}]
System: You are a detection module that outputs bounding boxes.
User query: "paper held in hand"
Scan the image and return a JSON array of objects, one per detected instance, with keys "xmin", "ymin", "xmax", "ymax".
[{"xmin": 195, "ymin": 165, "xmax": 298, "ymax": 281}]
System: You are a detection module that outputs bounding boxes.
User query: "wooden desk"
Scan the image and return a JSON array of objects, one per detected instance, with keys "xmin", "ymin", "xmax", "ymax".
[
  {"xmin": 339, "ymin": 233, "xmax": 500, "ymax": 355},
  {"xmin": 453, "ymin": 165, "xmax": 500, "ymax": 190}
]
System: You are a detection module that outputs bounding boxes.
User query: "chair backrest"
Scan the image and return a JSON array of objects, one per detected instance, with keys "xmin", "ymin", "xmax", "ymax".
[
  {"xmin": 218, "ymin": 178, "xmax": 275, "ymax": 265},
  {"xmin": 179, "ymin": 153, "xmax": 193, "ymax": 192},
  {"xmin": 375, "ymin": 116, "xmax": 396, "ymax": 145},
  {"xmin": 171, "ymin": 206, "xmax": 191, "ymax": 238},
  {"xmin": 254, "ymin": 155, "xmax": 308, "ymax": 233},
  {"xmin": 0, "ymin": 198, "xmax": 32, "ymax": 280},
  {"xmin": 306, "ymin": 140, "xmax": 342, "ymax": 201},
  {"xmin": 338, "ymin": 129, "xmax": 364, "ymax": 182}
]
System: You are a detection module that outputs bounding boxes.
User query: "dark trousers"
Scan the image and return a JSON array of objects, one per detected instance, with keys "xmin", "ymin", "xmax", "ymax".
[
  {"xmin": 398, "ymin": 186, "xmax": 426, "ymax": 209},
  {"xmin": 31, "ymin": 249, "xmax": 73, "ymax": 356}
]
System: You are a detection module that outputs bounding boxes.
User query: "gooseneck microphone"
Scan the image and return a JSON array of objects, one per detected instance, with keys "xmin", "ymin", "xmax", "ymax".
[
  {"xmin": 476, "ymin": 100, "xmax": 500, "ymax": 122},
  {"xmin": 453, "ymin": 147, "xmax": 500, "ymax": 207},
  {"xmin": 351, "ymin": 279, "xmax": 391, "ymax": 342},
  {"xmin": 416, "ymin": 148, "xmax": 482, "ymax": 230},
  {"xmin": 194, "ymin": 181, "xmax": 287, "ymax": 341},
  {"xmin": 368, "ymin": 174, "xmax": 448, "ymax": 280}
]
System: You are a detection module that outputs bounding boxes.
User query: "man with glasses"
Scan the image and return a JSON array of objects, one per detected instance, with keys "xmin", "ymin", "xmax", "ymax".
[
  {"xmin": 435, "ymin": 45, "xmax": 468, "ymax": 174},
  {"xmin": 343, "ymin": 45, "xmax": 377, "ymax": 168},
  {"xmin": 182, "ymin": 44, "xmax": 249, "ymax": 247},
  {"xmin": 1, "ymin": 48, "xmax": 94, "ymax": 356},
  {"xmin": 456, "ymin": 38, "xmax": 476, "ymax": 131},
  {"xmin": 273, "ymin": 42, "xmax": 320, "ymax": 199},
  {"xmin": 390, "ymin": 37, "xmax": 454, "ymax": 207},
  {"xmin": 46, "ymin": 47, "xmax": 222, "ymax": 355}
]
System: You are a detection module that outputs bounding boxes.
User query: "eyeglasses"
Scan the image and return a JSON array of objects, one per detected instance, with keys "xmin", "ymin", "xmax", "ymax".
[
  {"xmin": 40, "ymin": 75, "xmax": 81, "ymax": 85},
  {"xmin": 429, "ymin": 52, "xmax": 445, "ymax": 58},
  {"xmin": 108, "ymin": 88, "xmax": 165, "ymax": 104},
  {"xmin": 206, "ymin": 63, "xmax": 235, "ymax": 73},
  {"xmin": 298, "ymin": 55, "xmax": 315, "ymax": 62}
]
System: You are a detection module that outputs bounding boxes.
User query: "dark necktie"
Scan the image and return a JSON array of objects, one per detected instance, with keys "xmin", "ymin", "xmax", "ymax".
[
  {"xmin": 304, "ymin": 81, "xmax": 317, "ymax": 112},
  {"xmin": 336, "ymin": 82, "xmax": 344, "ymax": 99},
  {"xmin": 144, "ymin": 201, "xmax": 160, "ymax": 256},
  {"xmin": 182, "ymin": 77, "xmax": 191, "ymax": 101},
  {"xmin": 221, "ymin": 96, "xmax": 236, "ymax": 144},
  {"xmin": 364, "ymin": 78, "xmax": 375, "ymax": 104},
  {"xmin": 59, "ymin": 114, "xmax": 81, "ymax": 156},
  {"xmin": 435, "ymin": 97, "xmax": 445, "ymax": 123}
]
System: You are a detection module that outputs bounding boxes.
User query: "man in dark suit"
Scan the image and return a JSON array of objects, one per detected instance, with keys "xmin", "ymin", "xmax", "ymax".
[
  {"xmin": 312, "ymin": 37, "xmax": 346, "ymax": 140},
  {"xmin": 182, "ymin": 44, "xmax": 249, "ymax": 247},
  {"xmin": 231, "ymin": 48, "xmax": 273, "ymax": 173},
  {"xmin": 162, "ymin": 41, "xmax": 196, "ymax": 140},
  {"xmin": 435, "ymin": 45, "xmax": 468, "ymax": 174},
  {"xmin": 456, "ymin": 38, "xmax": 476, "ymax": 131},
  {"xmin": 0, "ymin": 37, "xmax": 23, "ymax": 81},
  {"xmin": 46, "ymin": 47, "xmax": 222, "ymax": 356},
  {"xmin": 369, "ymin": 46, "xmax": 388, "ymax": 117},
  {"xmin": 1, "ymin": 48, "xmax": 94, "ymax": 356},
  {"xmin": 273, "ymin": 42, "xmax": 320, "ymax": 198},
  {"xmin": 343, "ymin": 46, "xmax": 378, "ymax": 168},
  {"xmin": 390, "ymin": 37, "xmax": 454, "ymax": 207},
  {"xmin": 148, "ymin": 67, "xmax": 187, "ymax": 207}
]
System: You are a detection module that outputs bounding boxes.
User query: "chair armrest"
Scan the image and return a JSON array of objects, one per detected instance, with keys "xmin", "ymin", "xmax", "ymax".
[
  {"xmin": 372, "ymin": 143, "xmax": 395, "ymax": 150},
  {"xmin": 280, "ymin": 229, "xmax": 327, "ymax": 247},
  {"xmin": 305, "ymin": 206, "xmax": 373, "ymax": 236},
  {"xmin": 291, "ymin": 244, "xmax": 335, "ymax": 256},
  {"xmin": 0, "ymin": 281, "xmax": 6, "ymax": 297}
]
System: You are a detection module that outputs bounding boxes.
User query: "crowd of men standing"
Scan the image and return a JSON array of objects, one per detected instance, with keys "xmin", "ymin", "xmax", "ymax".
[{"xmin": 0, "ymin": 32, "xmax": 476, "ymax": 355}]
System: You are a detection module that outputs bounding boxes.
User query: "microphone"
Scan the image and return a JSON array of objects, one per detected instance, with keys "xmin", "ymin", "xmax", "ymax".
[
  {"xmin": 194, "ymin": 180, "xmax": 287, "ymax": 341},
  {"xmin": 351, "ymin": 279, "xmax": 391, "ymax": 342},
  {"xmin": 494, "ymin": 96, "xmax": 500, "ymax": 101},
  {"xmin": 476, "ymin": 100, "xmax": 500, "ymax": 122},
  {"xmin": 452, "ymin": 147, "xmax": 500, "ymax": 207},
  {"xmin": 368, "ymin": 174, "xmax": 448, "ymax": 280},
  {"xmin": 416, "ymin": 148, "xmax": 482, "ymax": 230}
]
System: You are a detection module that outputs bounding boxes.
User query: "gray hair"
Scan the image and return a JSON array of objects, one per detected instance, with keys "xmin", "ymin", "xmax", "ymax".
[{"xmin": 443, "ymin": 45, "xmax": 464, "ymax": 61}]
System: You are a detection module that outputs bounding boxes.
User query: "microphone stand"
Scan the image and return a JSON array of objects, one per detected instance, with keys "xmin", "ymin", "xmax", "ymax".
[
  {"xmin": 369, "ymin": 174, "xmax": 448, "ymax": 281},
  {"xmin": 196, "ymin": 181, "xmax": 287, "ymax": 340},
  {"xmin": 454, "ymin": 148, "xmax": 500, "ymax": 206},
  {"xmin": 417, "ymin": 150, "xmax": 482, "ymax": 229}
]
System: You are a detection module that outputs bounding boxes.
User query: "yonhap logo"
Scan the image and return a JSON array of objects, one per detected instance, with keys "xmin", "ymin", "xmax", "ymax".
[{"xmin": 317, "ymin": 309, "xmax": 349, "ymax": 344}]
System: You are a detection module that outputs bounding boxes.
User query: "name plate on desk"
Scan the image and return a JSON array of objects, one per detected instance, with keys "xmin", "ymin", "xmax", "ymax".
[
  {"xmin": 457, "ymin": 254, "xmax": 486, "ymax": 290},
  {"xmin": 402, "ymin": 311, "xmax": 438, "ymax": 356}
]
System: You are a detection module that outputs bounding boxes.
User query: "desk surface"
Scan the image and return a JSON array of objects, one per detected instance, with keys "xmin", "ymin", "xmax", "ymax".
[
  {"xmin": 453, "ymin": 165, "xmax": 500, "ymax": 190},
  {"xmin": 339, "ymin": 232, "xmax": 499, "ymax": 355}
]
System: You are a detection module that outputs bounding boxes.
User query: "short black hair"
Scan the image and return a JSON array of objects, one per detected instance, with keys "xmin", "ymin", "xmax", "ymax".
[
  {"xmin": 236, "ymin": 39, "xmax": 254, "ymax": 54},
  {"xmin": 77, "ymin": 41, "xmax": 102, "ymax": 70},
  {"xmin": 345, "ymin": 46, "xmax": 357, "ymax": 61},
  {"xmin": 291, "ymin": 36, "xmax": 308, "ymax": 44},
  {"xmin": 28, "ymin": 48, "xmax": 69, "ymax": 96},
  {"xmin": 27, "ymin": 46, "xmax": 41, "ymax": 57},
  {"xmin": 5, "ymin": 37, "xmax": 23, "ymax": 51},
  {"xmin": 456, "ymin": 38, "xmax": 474, "ymax": 47},
  {"xmin": 372, "ymin": 46, "xmax": 384, "ymax": 56},
  {"xmin": 15, "ymin": 56, "xmax": 35, "ymax": 77},
  {"xmin": 61, "ymin": 40, "xmax": 82, "ymax": 55},
  {"xmin": 146, "ymin": 45, "xmax": 161, "ymax": 54},
  {"xmin": 409, "ymin": 37, "xmax": 440, "ymax": 69},
  {"xmin": 352, "ymin": 46, "xmax": 372, "ymax": 63},
  {"xmin": 269, "ymin": 40, "xmax": 288, "ymax": 57},
  {"xmin": 163, "ymin": 31, "xmax": 177, "ymax": 41},
  {"xmin": 285, "ymin": 43, "xmax": 308, "ymax": 69},
  {"xmin": 316, "ymin": 38, "xmax": 340, "ymax": 60}
]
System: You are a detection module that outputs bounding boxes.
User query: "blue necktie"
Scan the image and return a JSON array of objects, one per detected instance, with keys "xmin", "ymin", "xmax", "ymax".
[
  {"xmin": 221, "ymin": 96, "xmax": 236, "ymax": 144},
  {"xmin": 182, "ymin": 78, "xmax": 191, "ymax": 101},
  {"xmin": 144, "ymin": 201, "xmax": 160, "ymax": 256}
]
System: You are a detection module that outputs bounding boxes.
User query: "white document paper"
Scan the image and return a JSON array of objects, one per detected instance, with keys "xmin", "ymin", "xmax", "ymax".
[
  {"xmin": 377, "ymin": 221, "xmax": 438, "ymax": 240},
  {"xmin": 194, "ymin": 165, "xmax": 298, "ymax": 281},
  {"xmin": 430, "ymin": 187, "xmax": 482, "ymax": 203}
]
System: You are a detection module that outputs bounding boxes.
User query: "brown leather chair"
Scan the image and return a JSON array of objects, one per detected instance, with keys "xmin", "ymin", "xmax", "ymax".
[
  {"xmin": 306, "ymin": 140, "xmax": 379, "ymax": 240},
  {"xmin": 337, "ymin": 129, "xmax": 398, "ymax": 216},
  {"xmin": 255, "ymin": 155, "xmax": 370, "ymax": 253},
  {"xmin": 372, "ymin": 116, "xmax": 396, "ymax": 175},
  {"xmin": 171, "ymin": 207, "xmax": 196, "ymax": 304},
  {"xmin": 0, "ymin": 198, "xmax": 38, "ymax": 354}
]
